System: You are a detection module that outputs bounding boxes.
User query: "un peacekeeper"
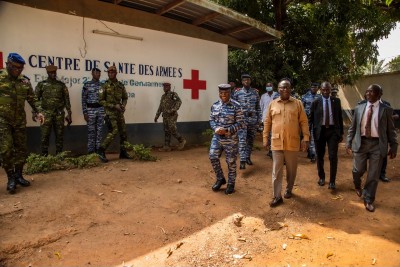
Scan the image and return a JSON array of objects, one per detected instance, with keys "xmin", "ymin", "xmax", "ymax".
[
  {"xmin": 209, "ymin": 84, "xmax": 244, "ymax": 194},
  {"xmin": 97, "ymin": 65, "xmax": 132, "ymax": 162},
  {"xmin": 231, "ymin": 74, "xmax": 262, "ymax": 170},
  {"xmin": 301, "ymin": 82, "xmax": 321, "ymax": 162},
  {"xmin": 0, "ymin": 53, "xmax": 44, "ymax": 194},
  {"xmin": 82, "ymin": 68, "xmax": 105, "ymax": 154},
  {"xmin": 154, "ymin": 82, "xmax": 186, "ymax": 151},
  {"xmin": 35, "ymin": 65, "xmax": 71, "ymax": 156}
]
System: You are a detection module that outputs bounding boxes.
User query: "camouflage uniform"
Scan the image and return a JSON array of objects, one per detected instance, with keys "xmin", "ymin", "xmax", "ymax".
[
  {"xmin": 209, "ymin": 98, "xmax": 244, "ymax": 187},
  {"xmin": 0, "ymin": 69, "xmax": 39, "ymax": 186},
  {"xmin": 98, "ymin": 79, "xmax": 128, "ymax": 151},
  {"xmin": 35, "ymin": 78, "xmax": 71, "ymax": 154},
  {"xmin": 82, "ymin": 79, "xmax": 105, "ymax": 153},
  {"xmin": 301, "ymin": 90, "xmax": 321, "ymax": 158},
  {"xmin": 232, "ymin": 87, "xmax": 262, "ymax": 162},
  {"xmin": 155, "ymin": 90, "xmax": 185, "ymax": 149}
]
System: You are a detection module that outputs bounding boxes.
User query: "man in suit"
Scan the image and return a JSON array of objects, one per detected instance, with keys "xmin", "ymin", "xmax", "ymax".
[
  {"xmin": 310, "ymin": 82, "xmax": 344, "ymax": 190},
  {"xmin": 346, "ymin": 84, "xmax": 397, "ymax": 212}
]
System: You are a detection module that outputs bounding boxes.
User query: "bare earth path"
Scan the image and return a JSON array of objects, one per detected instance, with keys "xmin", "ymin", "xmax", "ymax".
[{"xmin": 1, "ymin": 138, "xmax": 399, "ymax": 267}]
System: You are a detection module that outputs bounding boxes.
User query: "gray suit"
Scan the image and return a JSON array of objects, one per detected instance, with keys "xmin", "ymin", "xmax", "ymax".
[{"xmin": 347, "ymin": 102, "xmax": 398, "ymax": 203}]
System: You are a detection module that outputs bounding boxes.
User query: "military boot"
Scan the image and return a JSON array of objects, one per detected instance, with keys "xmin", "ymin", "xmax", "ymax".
[
  {"xmin": 239, "ymin": 161, "xmax": 246, "ymax": 169},
  {"xmin": 15, "ymin": 166, "xmax": 30, "ymax": 187},
  {"xmin": 6, "ymin": 170, "xmax": 16, "ymax": 194},
  {"xmin": 158, "ymin": 146, "xmax": 172, "ymax": 152},
  {"xmin": 212, "ymin": 178, "xmax": 226, "ymax": 192},
  {"xmin": 119, "ymin": 149, "xmax": 133, "ymax": 159},
  {"xmin": 225, "ymin": 183, "xmax": 235, "ymax": 194},
  {"xmin": 97, "ymin": 147, "xmax": 109, "ymax": 163},
  {"xmin": 177, "ymin": 138, "xmax": 186, "ymax": 150},
  {"xmin": 246, "ymin": 157, "xmax": 253, "ymax": 165}
]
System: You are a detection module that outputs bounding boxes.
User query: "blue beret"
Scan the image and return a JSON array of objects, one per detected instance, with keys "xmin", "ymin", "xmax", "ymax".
[
  {"xmin": 241, "ymin": 73, "xmax": 251, "ymax": 79},
  {"xmin": 218, "ymin": 83, "xmax": 231, "ymax": 90},
  {"xmin": 8, "ymin": 53, "xmax": 25, "ymax": 64}
]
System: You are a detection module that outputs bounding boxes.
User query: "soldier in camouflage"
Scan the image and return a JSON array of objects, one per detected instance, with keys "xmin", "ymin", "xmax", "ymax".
[
  {"xmin": 0, "ymin": 53, "xmax": 44, "ymax": 194},
  {"xmin": 232, "ymin": 74, "xmax": 262, "ymax": 170},
  {"xmin": 154, "ymin": 82, "xmax": 186, "ymax": 151},
  {"xmin": 97, "ymin": 65, "xmax": 132, "ymax": 163},
  {"xmin": 35, "ymin": 65, "xmax": 72, "ymax": 156},
  {"xmin": 209, "ymin": 84, "xmax": 244, "ymax": 194},
  {"xmin": 301, "ymin": 82, "xmax": 321, "ymax": 162},
  {"xmin": 82, "ymin": 68, "xmax": 105, "ymax": 154}
]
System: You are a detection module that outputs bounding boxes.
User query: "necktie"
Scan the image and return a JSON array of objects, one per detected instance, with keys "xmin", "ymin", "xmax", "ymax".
[
  {"xmin": 325, "ymin": 99, "xmax": 330, "ymax": 128},
  {"xmin": 365, "ymin": 105, "xmax": 373, "ymax": 137}
]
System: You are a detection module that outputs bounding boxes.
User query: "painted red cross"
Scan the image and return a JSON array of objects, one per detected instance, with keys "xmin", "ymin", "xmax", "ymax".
[{"xmin": 183, "ymin": 69, "xmax": 207, "ymax": 99}]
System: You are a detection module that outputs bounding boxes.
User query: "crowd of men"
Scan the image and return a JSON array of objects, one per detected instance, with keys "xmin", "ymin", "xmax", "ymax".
[
  {"xmin": 209, "ymin": 74, "xmax": 397, "ymax": 213},
  {"xmin": 1, "ymin": 52, "xmax": 398, "ymax": 212},
  {"xmin": 0, "ymin": 53, "xmax": 185, "ymax": 194}
]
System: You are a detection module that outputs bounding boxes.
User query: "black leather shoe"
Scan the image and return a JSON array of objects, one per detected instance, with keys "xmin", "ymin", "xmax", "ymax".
[
  {"xmin": 15, "ymin": 169, "xmax": 30, "ymax": 187},
  {"xmin": 328, "ymin": 182, "xmax": 336, "ymax": 190},
  {"xmin": 355, "ymin": 188, "xmax": 362, "ymax": 197},
  {"xmin": 246, "ymin": 158, "xmax": 253, "ymax": 165},
  {"xmin": 284, "ymin": 190, "xmax": 292, "ymax": 199},
  {"xmin": 240, "ymin": 161, "xmax": 246, "ymax": 169},
  {"xmin": 119, "ymin": 150, "xmax": 133, "ymax": 159},
  {"xmin": 6, "ymin": 173, "xmax": 16, "ymax": 194},
  {"xmin": 225, "ymin": 184, "xmax": 235, "ymax": 194},
  {"xmin": 97, "ymin": 148, "xmax": 109, "ymax": 163},
  {"xmin": 379, "ymin": 176, "xmax": 391, "ymax": 183},
  {"xmin": 364, "ymin": 201, "xmax": 375, "ymax": 212},
  {"xmin": 269, "ymin": 197, "xmax": 283, "ymax": 207},
  {"xmin": 267, "ymin": 151, "xmax": 272, "ymax": 159},
  {"xmin": 310, "ymin": 156, "xmax": 316, "ymax": 163},
  {"xmin": 212, "ymin": 179, "xmax": 226, "ymax": 192},
  {"xmin": 318, "ymin": 179, "xmax": 325, "ymax": 186}
]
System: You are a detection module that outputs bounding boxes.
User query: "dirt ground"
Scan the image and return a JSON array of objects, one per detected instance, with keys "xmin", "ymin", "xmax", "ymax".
[{"xmin": 0, "ymin": 137, "xmax": 399, "ymax": 267}]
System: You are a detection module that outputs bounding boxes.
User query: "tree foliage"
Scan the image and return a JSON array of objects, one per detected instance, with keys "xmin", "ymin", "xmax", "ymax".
[
  {"xmin": 214, "ymin": 0, "xmax": 399, "ymax": 93},
  {"xmin": 387, "ymin": 55, "xmax": 400, "ymax": 71}
]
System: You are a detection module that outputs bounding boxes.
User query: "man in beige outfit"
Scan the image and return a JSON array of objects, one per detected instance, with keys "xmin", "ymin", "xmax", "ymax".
[{"xmin": 263, "ymin": 78, "xmax": 310, "ymax": 207}]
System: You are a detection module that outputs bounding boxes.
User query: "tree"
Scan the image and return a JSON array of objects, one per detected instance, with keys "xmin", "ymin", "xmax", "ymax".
[
  {"xmin": 214, "ymin": 0, "xmax": 399, "ymax": 93},
  {"xmin": 387, "ymin": 55, "xmax": 400, "ymax": 71},
  {"xmin": 362, "ymin": 59, "xmax": 389, "ymax": 74}
]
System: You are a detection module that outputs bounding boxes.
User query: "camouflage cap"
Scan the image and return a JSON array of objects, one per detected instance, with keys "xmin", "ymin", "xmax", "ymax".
[
  {"xmin": 107, "ymin": 65, "xmax": 117, "ymax": 72},
  {"xmin": 45, "ymin": 65, "xmax": 58, "ymax": 72},
  {"xmin": 218, "ymin": 84, "xmax": 231, "ymax": 90},
  {"xmin": 8, "ymin": 53, "xmax": 25, "ymax": 64}
]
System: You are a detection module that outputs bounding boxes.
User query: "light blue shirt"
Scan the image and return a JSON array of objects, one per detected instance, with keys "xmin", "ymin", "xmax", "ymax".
[{"xmin": 322, "ymin": 97, "xmax": 334, "ymax": 125}]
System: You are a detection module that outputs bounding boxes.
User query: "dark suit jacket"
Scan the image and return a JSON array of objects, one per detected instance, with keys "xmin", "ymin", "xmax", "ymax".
[
  {"xmin": 347, "ymin": 102, "xmax": 398, "ymax": 157},
  {"xmin": 310, "ymin": 97, "xmax": 344, "ymax": 140}
]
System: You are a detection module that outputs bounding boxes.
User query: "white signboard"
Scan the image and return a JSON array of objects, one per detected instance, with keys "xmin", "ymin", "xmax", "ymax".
[{"xmin": 0, "ymin": 2, "xmax": 227, "ymax": 126}]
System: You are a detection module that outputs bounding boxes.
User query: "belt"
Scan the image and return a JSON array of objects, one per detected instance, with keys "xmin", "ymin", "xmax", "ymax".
[
  {"xmin": 86, "ymin": 103, "xmax": 102, "ymax": 108},
  {"xmin": 361, "ymin": 136, "xmax": 379, "ymax": 140}
]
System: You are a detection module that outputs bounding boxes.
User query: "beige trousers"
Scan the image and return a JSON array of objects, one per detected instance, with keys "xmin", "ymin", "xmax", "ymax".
[{"xmin": 271, "ymin": 150, "xmax": 299, "ymax": 198}]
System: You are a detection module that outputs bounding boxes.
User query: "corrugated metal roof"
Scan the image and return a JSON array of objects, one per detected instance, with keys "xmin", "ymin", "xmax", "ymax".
[{"xmin": 99, "ymin": 0, "xmax": 281, "ymax": 48}]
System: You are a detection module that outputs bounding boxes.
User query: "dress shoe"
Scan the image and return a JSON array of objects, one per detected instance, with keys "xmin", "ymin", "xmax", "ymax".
[
  {"xmin": 240, "ymin": 161, "xmax": 246, "ymax": 169},
  {"xmin": 267, "ymin": 151, "xmax": 272, "ymax": 159},
  {"xmin": 269, "ymin": 197, "xmax": 283, "ymax": 207},
  {"xmin": 355, "ymin": 188, "xmax": 362, "ymax": 197},
  {"xmin": 328, "ymin": 182, "xmax": 336, "ymax": 190},
  {"xmin": 284, "ymin": 190, "xmax": 292, "ymax": 199},
  {"xmin": 212, "ymin": 179, "xmax": 226, "ymax": 192},
  {"xmin": 96, "ymin": 148, "xmax": 109, "ymax": 163},
  {"xmin": 225, "ymin": 184, "xmax": 235, "ymax": 194},
  {"xmin": 364, "ymin": 201, "xmax": 375, "ymax": 212},
  {"xmin": 246, "ymin": 158, "xmax": 253, "ymax": 165},
  {"xmin": 379, "ymin": 176, "xmax": 391, "ymax": 183},
  {"xmin": 15, "ymin": 168, "xmax": 30, "ymax": 187},
  {"xmin": 318, "ymin": 178, "xmax": 325, "ymax": 186},
  {"xmin": 310, "ymin": 156, "xmax": 316, "ymax": 163}
]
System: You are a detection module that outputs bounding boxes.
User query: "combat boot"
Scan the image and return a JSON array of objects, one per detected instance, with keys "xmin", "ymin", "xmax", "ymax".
[
  {"xmin": 246, "ymin": 157, "xmax": 253, "ymax": 165},
  {"xmin": 212, "ymin": 178, "xmax": 226, "ymax": 192},
  {"xmin": 225, "ymin": 183, "xmax": 235, "ymax": 194},
  {"xmin": 6, "ymin": 170, "xmax": 16, "ymax": 194},
  {"xmin": 240, "ymin": 161, "xmax": 246, "ymax": 169},
  {"xmin": 119, "ymin": 149, "xmax": 133, "ymax": 159},
  {"xmin": 97, "ymin": 147, "xmax": 109, "ymax": 163},
  {"xmin": 14, "ymin": 166, "xmax": 30, "ymax": 187},
  {"xmin": 158, "ymin": 146, "xmax": 172, "ymax": 152},
  {"xmin": 177, "ymin": 138, "xmax": 186, "ymax": 150}
]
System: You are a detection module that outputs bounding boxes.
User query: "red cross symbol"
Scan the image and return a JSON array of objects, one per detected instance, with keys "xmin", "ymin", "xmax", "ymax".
[{"xmin": 183, "ymin": 69, "xmax": 207, "ymax": 99}]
